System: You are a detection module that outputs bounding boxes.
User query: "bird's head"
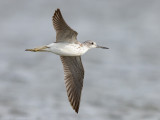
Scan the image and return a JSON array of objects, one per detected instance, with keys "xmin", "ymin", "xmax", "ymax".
[{"xmin": 83, "ymin": 40, "xmax": 109, "ymax": 49}]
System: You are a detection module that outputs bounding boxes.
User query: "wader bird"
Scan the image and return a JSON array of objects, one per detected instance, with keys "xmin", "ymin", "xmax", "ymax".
[{"xmin": 26, "ymin": 9, "xmax": 108, "ymax": 113}]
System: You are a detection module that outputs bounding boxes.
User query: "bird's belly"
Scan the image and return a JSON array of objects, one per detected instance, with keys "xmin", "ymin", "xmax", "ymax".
[
  {"xmin": 48, "ymin": 43, "xmax": 88, "ymax": 56},
  {"xmin": 51, "ymin": 48, "xmax": 83, "ymax": 56}
]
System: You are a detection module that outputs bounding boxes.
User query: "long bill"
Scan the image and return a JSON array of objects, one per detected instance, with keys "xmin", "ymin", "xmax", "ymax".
[{"xmin": 96, "ymin": 45, "xmax": 109, "ymax": 49}]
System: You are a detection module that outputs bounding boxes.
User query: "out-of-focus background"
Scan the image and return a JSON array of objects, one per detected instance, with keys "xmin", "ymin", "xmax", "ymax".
[{"xmin": 0, "ymin": 0, "xmax": 160, "ymax": 119}]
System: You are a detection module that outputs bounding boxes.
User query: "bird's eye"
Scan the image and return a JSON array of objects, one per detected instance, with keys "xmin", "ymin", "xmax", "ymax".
[{"xmin": 91, "ymin": 42, "xmax": 94, "ymax": 45}]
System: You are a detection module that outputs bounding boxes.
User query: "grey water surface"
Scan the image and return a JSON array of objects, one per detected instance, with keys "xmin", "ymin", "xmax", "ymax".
[{"xmin": 0, "ymin": 0, "xmax": 160, "ymax": 120}]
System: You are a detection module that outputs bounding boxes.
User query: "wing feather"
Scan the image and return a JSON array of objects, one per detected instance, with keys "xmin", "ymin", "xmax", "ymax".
[
  {"xmin": 60, "ymin": 56, "xmax": 84, "ymax": 113},
  {"xmin": 52, "ymin": 9, "xmax": 78, "ymax": 43}
]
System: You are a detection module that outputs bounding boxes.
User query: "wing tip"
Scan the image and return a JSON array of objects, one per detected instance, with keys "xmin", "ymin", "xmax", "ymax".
[
  {"xmin": 71, "ymin": 103, "xmax": 79, "ymax": 114},
  {"xmin": 55, "ymin": 8, "xmax": 60, "ymax": 14},
  {"xmin": 57, "ymin": 8, "xmax": 60, "ymax": 11},
  {"xmin": 52, "ymin": 8, "xmax": 61, "ymax": 19},
  {"xmin": 75, "ymin": 108, "xmax": 79, "ymax": 113},
  {"xmin": 68, "ymin": 92, "xmax": 80, "ymax": 114},
  {"xmin": 69, "ymin": 94, "xmax": 80, "ymax": 114}
]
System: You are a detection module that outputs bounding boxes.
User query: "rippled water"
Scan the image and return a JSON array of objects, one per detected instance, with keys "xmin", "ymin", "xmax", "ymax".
[{"xmin": 0, "ymin": 0, "xmax": 160, "ymax": 119}]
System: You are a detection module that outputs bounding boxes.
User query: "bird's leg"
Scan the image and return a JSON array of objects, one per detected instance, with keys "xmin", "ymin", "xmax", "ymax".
[{"xmin": 25, "ymin": 46, "xmax": 49, "ymax": 52}]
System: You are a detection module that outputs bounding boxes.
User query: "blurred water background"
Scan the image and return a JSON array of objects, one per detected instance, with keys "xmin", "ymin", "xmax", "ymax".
[{"xmin": 0, "ymin": 0, "xmax": 160, "ymax": 120}]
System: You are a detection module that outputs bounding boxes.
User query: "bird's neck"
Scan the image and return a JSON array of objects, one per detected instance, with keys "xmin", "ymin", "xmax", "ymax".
[{"xmin": 79, "ymin": 44, "xmax": 90, "ymax": 55}]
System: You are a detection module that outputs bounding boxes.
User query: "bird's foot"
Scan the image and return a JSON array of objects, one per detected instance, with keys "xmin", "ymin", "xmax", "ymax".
[{"xmin": 25, "ymin": 46, "xmax": 48, "ymax": 52}]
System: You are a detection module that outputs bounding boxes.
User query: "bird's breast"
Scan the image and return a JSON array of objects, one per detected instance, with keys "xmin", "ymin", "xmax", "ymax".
[{"xmin": 47, "ymin": 43, "xmax": 89, "ymax": 56}]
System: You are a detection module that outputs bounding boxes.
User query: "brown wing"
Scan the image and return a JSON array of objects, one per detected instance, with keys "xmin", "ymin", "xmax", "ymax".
[
  {"xmin": 52, "ymin": 9, "xmax": 78, "ymax": 43},
  {"xmin": 60, "ymin": 56, "xmax": 84, "ymax": 113}
]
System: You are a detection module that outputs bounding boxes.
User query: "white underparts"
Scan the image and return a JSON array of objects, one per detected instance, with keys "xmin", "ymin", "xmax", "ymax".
[{"xmin": 45, "ymin": 43, "xmax": 89, "ymax": 56}]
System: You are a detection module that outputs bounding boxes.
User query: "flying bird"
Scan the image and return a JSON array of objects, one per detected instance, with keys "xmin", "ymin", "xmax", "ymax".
[{"xmin": 26, "ymin": 9, "xmax": 108, "ymax": 113}]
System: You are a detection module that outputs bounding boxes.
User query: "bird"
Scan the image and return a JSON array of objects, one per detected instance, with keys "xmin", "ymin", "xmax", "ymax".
[{"xmin": 25, "ymin": 8, "xmax": 109, "ymax": 113}]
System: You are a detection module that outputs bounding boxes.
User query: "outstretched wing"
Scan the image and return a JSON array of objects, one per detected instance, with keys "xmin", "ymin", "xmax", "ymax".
[
  {"xmin": 60, "ymin": 56, "xmax": 84, "ymax": 113},
  {"xmin": 52, "ymin": 9, "xmax": 78, "ymax": 43}
]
